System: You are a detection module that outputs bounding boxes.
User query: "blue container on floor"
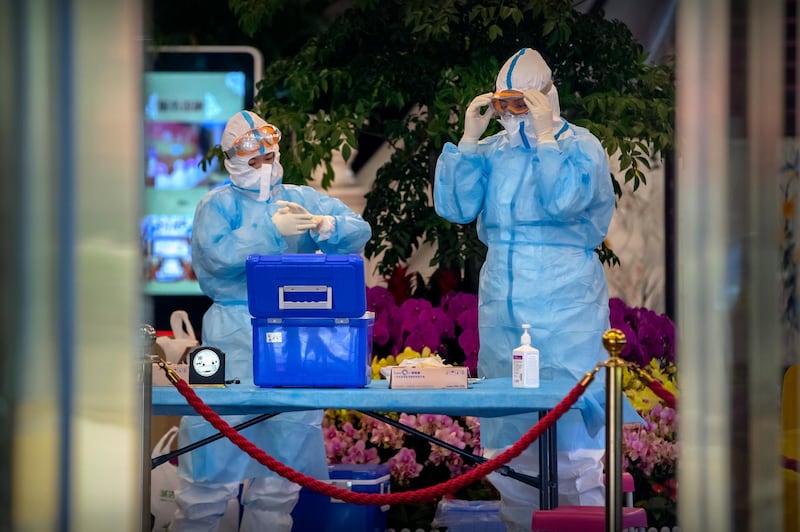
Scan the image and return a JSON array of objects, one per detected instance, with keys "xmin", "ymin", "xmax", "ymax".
[{"xmin": 292, "ymin": 464, "xmax": 391, "ymax": 532}]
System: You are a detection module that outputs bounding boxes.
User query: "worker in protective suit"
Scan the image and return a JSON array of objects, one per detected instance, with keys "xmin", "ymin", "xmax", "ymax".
[
  {"xmin": 434, "ymin": 48, "xmax": 633, "ymax": 531},
  {"xmin": 171, "ymin": 110, "xmax": 371, "ymax": 532}
]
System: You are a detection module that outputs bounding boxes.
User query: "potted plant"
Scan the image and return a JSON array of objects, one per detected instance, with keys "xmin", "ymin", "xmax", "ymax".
[{"xmin": 241, "ymin": 0, "xmax": 674, "ymax": 281}]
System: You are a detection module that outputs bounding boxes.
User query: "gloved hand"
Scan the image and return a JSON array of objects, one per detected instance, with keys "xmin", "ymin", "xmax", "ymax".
[
  {"xmin": 523, "ymin": 89, "xmax": 556, "ymax": 145},
  {"xmin": 271, "ymin": 200, "xmax": 319, "ymax": 236},
  {"xmin": 461, "ymin": 92, "xmax": 496, "ymax": 143},
  {"xmin": 276, "ymin": 200, "xmax": 311, "ymax": 216}
]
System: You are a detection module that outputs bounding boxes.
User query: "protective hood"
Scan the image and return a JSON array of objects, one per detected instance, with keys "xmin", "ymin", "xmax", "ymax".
[
  {"xmin": 495, "ymin": 48, "xmax": 561, "ymax": 120},
  {"xmin": 221, "ymin": 110, "xmax": 283, "ymax": 201}
]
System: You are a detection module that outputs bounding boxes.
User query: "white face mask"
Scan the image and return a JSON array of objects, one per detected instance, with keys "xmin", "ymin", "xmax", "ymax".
[
  {"xmin": 498, "ymin": 115, "xmax": 532, "ymax": 148},
  {"xmin": 233, "ymin": 163, "xmax": 273, "ymax": 201},
  {"xmin": 270, "ymin": 160, "xmax": 284, "ymax": 187}
]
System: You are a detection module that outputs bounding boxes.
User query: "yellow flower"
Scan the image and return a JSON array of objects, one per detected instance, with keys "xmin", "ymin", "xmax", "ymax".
[
  {"xmin": 372, "ymin": 355, "xmax": 397, "ymax": 379},
  {"xmin": 371, "ymin": 356, "xmax": 382, "ymax": 379},
  {"xmin": 396, "ymin": 347, "xmax": 422, "ymax": 363}
]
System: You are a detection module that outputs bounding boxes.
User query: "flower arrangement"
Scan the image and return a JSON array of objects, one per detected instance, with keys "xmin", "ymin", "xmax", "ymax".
[
  {"xmin": 322, "ymin": 386, "xmax": 496, "ymax": 529},
  {"xmin": 609, "ymin": 297, "xmax": 676, "ymax": 370},
  {"xmin": 610, "ymin": 297, "xmax": 679, "ymax": 528},
  {"xmin": 367, "ymin": 281, "xmax": 480, "ymax": 377},
  {"xmin": 323, "ymin": 282, "xmax": 680, "ymax": 529},
  {"xmin": 622, "ymin": 402, "xmax": 678, "ymax": 527}
]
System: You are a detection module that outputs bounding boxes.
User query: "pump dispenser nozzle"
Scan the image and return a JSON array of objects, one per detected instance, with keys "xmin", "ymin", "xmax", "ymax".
[{"xmin": 520, "ymin": 323, "xmax": 532, "ymax": 345}]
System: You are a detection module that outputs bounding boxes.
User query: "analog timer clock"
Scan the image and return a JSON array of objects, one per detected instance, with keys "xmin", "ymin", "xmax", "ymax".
[{"xmin": 187, "ymin": 346, "xmax": 226, "ymax": 386}]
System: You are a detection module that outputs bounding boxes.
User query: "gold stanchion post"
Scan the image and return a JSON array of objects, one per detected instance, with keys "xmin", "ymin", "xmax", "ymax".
[
  {"xmin": 602, "ymin": 329, "xmax": 626, "ymax": 532},
  {"xmin": 139, "ymin": 325, "xmax": 157, "ymax": 532}
]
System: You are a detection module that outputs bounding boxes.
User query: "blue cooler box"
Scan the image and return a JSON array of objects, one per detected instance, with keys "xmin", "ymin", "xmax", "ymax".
[
  {"xmin": 292, "ymin": 464, "xmax": 391, "ymax": 532},
  {"xmin": 252, "ymin": 314, "xmax": 374, "ymax": 388},
  {"xmin": 246, "ymin": 254, "xmax": 366, "ymax": 318},
  {"xmin": 247, "ymin": 253, "xmax": 371, "ymax": 388}
]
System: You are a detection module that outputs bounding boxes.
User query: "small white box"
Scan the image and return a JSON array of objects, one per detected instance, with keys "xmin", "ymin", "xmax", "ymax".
[{"xmin": 388, "ymin": 366, "xmax": 469, "ymax": 389}]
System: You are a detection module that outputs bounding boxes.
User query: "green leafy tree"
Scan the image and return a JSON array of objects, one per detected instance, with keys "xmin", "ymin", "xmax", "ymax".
[{"xmin": 234, "ymin": 0, "xmax": 675, "ymax": 284}]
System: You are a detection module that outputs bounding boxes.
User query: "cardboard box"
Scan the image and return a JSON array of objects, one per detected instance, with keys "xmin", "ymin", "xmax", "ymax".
[
  {"xmin": 151, "ymin": 362, "xmax": 189, "ymax": 386},
  {"xmin": 388, "ymin": 366, "xmax": 469, "ymax": 389}
]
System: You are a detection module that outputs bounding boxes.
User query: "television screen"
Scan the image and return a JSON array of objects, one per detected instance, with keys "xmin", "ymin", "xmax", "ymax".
[
  {"xmin": 141, "ymin": 47, "xmax": 261, "ymax": 328},
  {"xmin": 141, "ymin": 70, "xmax": 248, "ymax": 295}
]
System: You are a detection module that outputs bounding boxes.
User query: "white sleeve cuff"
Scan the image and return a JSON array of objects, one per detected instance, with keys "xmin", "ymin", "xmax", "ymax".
[
  {"xmin": 313, "ymin": 215, "xmax": 336, "ymax": 241},
  {"xmin": 457, "ymin": 139, "xmax": 480, "ymax": 154}
]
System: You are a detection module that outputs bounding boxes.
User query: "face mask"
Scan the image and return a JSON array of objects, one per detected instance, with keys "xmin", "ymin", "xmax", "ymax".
[
  {"xmin": 498, "ymin": 115, "xmax": 532, "ymax": 148},
  {"xmin": 270, "ymin": 160, "xmax": 284, "ymax": 187},
  {"xmin": 233, "ymin": 163, "xmax": 273, "ymax": 201}
]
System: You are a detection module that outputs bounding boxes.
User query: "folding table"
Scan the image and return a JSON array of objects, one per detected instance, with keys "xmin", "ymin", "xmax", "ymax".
[{"xmin": 151, "ymin": 376, "xmax": 592, "ymax": 511}]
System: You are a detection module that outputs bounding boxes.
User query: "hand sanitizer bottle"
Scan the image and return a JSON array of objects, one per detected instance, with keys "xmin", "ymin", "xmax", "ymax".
[{"xmin": 512, "ymin": 323, "xmax": 540, "ymax": 388}]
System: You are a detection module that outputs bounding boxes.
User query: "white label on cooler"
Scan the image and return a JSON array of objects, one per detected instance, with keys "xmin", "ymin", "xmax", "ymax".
[{"xmin": 265, "ymin": 332, "xmax": 283, "ymax": 343}]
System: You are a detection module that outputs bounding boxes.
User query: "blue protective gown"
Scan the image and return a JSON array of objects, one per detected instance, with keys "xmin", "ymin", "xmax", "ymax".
[
  {"xmin": 434, "ymin": 120, "xmax": 615, "ymax": 452},
  {"xmin": 178, "ymin": 182, "xmax": 371, "ymax": 484}
]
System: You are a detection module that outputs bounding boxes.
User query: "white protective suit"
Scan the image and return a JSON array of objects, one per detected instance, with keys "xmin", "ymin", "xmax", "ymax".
[
  {"xmin": 172, "ymin": 111, "xmax": 371, "ymax": 532},
  {"xmin": 434, "ymin": 49, "xmax": 637, "ymax": 531}
]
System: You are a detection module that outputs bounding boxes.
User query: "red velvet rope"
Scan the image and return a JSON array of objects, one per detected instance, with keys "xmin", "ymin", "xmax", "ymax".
[
  {"xmin": 643, "ymin": 378, "xmax": 676, "ymax": 409},
  {"xmin": 171, "ymin": 377, "xmax": 589, "ymax": 506}
]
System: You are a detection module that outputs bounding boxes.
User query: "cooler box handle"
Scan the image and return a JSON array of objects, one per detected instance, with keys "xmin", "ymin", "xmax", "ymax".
[
  {"xmin": 276, "ymin": 254, "xmax": 327, "ymax": 263},
  {"xmin": 279, "ymin": 285, "xmax": 333, "ymax": 310}
]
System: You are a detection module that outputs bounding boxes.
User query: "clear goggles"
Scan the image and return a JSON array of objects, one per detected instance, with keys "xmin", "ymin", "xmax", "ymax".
[
  {"xmin": 490, "ymin": 81, "xmax": 553, "ymax": 116},
  {"xmin": 224, "ymin": 124, "xmax": 282, "ymax": 159}
]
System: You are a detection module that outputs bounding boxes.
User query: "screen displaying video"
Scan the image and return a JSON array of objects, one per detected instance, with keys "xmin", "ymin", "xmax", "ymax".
[{"xmin": 141, "ymin": 71, "xmax": 246, "ymax": 295}]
